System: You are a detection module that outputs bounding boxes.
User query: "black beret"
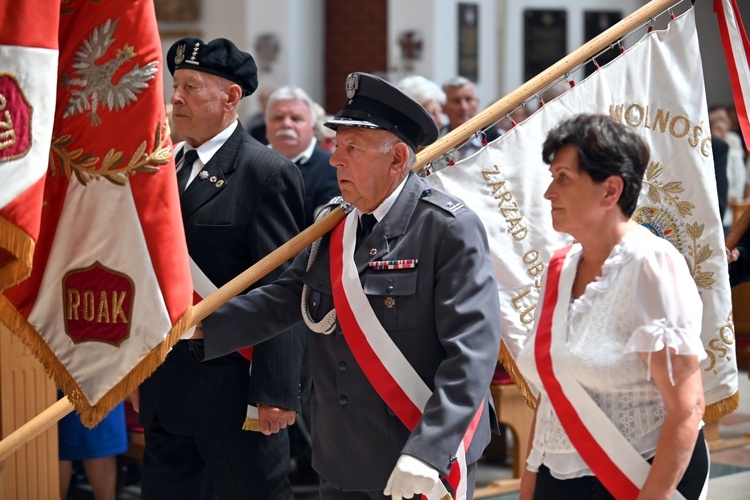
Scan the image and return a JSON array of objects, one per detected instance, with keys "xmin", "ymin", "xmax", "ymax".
[
  {"xmin": 325, "ymin": 72, "xmax": 439, "ymax": 152},
  {"xmin": 167, "ymin": 38, "xmax": 258, "ymax": 98}
]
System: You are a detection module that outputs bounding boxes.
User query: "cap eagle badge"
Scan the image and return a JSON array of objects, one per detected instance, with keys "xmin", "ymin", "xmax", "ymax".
[{"xmin": 346, "ymin": 73, "xmax": 359, "ymax": 100}]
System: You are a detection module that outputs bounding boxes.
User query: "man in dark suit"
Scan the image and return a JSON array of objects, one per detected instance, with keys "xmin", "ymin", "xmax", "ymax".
[
  {"xmin": 266, "ymin": 85, "xmax": 340, "ymax": 227},
  {"xmin": 245, "ymin": 86, "xmax": 273, "ymax": 145},
  {"xmin": 135, "ymin": 37, "xmax": 306, "ymax": 500},
  {"xmin": 194, "ymin": 72, "xmax": 502, "ymax": 499},
  {"xmin": 729, "ymin": 225, "xmax": 750, "ymax": 286},
  {"xmin": 712, "ymin": 135, "xmax": 729, "ymax": 223}
]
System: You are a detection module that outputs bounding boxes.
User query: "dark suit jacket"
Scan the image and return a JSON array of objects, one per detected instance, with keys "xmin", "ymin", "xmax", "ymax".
[
  {"xmin": 139, "ymin": 122, "xmax": 306, "ymax": 436},
  {"xmin": 730, "ymin": 224, "xmax": 750, "ymax": 287},
  {"xmin": 245, "ymin": 113, "xmax": 268, "ymax": 145},
  {"xmin": 713, "ymin": 136, "xmax": 729, "ymax": 221},
  {"xmin": 202, "ymin": 172, "xmax": 502, "ymax": 490},
  {"xmin": 297, "ymin": 147, "xmax": 339, "ymax": 226}
]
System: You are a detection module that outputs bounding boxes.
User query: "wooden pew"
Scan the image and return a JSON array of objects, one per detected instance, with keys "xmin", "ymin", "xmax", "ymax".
[{"xmin": 475, "ymin": 367, "xmax": 533, "ymax": 498}]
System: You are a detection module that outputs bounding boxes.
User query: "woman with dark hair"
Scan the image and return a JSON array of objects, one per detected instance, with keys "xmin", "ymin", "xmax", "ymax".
[{"xmin": 515, "ymin": 114, "xmax": 709, "ymax": 499}]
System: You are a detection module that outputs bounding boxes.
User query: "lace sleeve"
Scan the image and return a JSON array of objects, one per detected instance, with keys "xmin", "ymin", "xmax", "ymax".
[{"xmin": 624, "ymin": 242, "xmax": 706, "ymax": 381}]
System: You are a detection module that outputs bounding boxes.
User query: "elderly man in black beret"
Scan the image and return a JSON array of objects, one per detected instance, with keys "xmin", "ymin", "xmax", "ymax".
[
  {"xmin": 193, "ymin": 72, "xmax": 502, "ymax": 499},
  {"xmin": 135, "ymin": 37, "xmax": 306, "ymax": 499}
]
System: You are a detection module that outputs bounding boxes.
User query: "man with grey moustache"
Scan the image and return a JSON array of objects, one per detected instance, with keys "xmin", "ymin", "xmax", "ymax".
[{"xmin": 266, "ymin": 86, "xmax": 340, "ymax": 226}]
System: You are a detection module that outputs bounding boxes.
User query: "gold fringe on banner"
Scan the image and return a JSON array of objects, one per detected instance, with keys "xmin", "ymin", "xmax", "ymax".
[
  {"xmin": 242, "ymin": 418, "xmax": 261, "ymax": 432},
  {"xmin": 0, "ymin": 293, "xmax": 192, "ymax": 427},
  {"xmin": 704, "ymin": 392, "xmax": 740, "ymax": 424},
  {"xmin": 498, "ymin": 341, "xmax": 536, "ymax": 411},
  {"xmin": 0, "ymin": 216, "xmax": 35, "ymax": 293}
]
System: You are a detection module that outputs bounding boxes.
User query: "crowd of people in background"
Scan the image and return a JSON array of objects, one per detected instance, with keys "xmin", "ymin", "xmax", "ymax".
[{"xmin": 709, "ymin": 104, "xmax": 747, "ymax": 233}]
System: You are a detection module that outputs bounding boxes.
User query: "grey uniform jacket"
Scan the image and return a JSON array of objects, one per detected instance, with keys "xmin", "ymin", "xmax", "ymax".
[{"xmin": 202, "ymin": 172, "xmax": 502, "ymax": 491}]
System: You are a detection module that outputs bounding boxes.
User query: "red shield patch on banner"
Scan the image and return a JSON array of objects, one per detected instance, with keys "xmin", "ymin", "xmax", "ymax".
[
  {"xmin": 0, "ymin": 74, "xmax": 32, "ymax": 162},
  {"xmin": 63, "ymin": 262, "xmax": 135, "ymax": 346}
]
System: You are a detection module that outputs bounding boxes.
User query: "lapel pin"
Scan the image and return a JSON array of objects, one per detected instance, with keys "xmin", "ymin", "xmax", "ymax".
[
  {"xmin": 199, "ymin": 170, "xmax": 209, "ymax": 180},
  {"xmin": 209, "ymin": 175, "xmax": 217, "ymax": 183},
  {"xmin": 215, "ymin": 179, "xmax": 224, "ymax": 188}
]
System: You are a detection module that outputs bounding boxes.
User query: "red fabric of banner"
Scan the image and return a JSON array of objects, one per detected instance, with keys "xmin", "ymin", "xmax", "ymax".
[{"xmin": 2, "ymin": 0, "xmax": 192, "ymax": 425}]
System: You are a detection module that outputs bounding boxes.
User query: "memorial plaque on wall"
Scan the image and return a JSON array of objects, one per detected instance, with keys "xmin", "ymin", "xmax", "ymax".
[
  {"xmin": 584, "ymin": 11, "xmax": 622, "ymax": 77},
  {"xmin": 154, "ymin": 0, "xmax": 201, "ymax": 22},
  {"xmin": 523, "ymin": 10, "xmax": 566, "ymax": 82},
  {"xmin": 458, "ymin": 3, "xmax": 479, "ymax": 82}
]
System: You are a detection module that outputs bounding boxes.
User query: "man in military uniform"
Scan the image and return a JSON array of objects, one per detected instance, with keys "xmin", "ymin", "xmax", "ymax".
[{"xmin": 195, "ymin": 72, "xmax": 502, "ymax": 499}]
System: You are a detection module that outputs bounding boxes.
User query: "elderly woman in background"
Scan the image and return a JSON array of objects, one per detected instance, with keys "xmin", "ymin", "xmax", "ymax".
[
  {"xmin": 397, "ymin": 75, "xmax": 446, "ymax": 128},
  {"xmin": 515, "ymin": 114, "xmax": 708, "ymax": 499}
]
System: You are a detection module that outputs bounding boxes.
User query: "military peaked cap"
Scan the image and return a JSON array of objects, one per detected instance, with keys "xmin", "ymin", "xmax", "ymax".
[{"xmin": 325, "ymin": 72, "xmax": 439, "ymax": 152}]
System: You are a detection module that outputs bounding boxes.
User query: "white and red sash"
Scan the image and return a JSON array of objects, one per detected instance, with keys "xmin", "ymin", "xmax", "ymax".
[
  {"xmin": 329, "ymin": 212, "xmax": 483, "ymax": 500},
  {"xmin": 535, "ymin": 246, "xmax": 689, "ymax": 500},
  {"xmin": 715, "ymin": 0, "xmax": 750, "ymax": 145},
  {"xmin": 189, "ymin": 256, "xmax": 260, "ymax": 430}
]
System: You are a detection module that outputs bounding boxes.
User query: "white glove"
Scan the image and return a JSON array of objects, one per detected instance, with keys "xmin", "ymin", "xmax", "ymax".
[{"xmin": 384, "ymin": 454, "xmax": 440, "ymax": 499}]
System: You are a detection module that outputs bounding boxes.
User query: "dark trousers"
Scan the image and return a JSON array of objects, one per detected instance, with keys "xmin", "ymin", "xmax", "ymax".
[
  {"xmin": 534, "ymin": 429, "xmax": 709, "ymax": 500},
  {"xmin": 319, "ymin": 462, "xmax": 477, "ymax": 499},
  {"xmin": 141, "ymin": 416, "xmax": 293, "ymax": 500}
]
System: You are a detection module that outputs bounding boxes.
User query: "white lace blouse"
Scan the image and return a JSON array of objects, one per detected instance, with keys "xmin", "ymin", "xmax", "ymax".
[{"xmin": 516, "ymin": 226, "xmax": 706, "ymax": 479}]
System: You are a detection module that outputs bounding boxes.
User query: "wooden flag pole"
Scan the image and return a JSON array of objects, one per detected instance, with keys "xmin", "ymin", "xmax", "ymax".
[
  {"xmin": 0, "ymin": 398, "xmax": 74, "ymax": 461},
  {"xmin": 190, "ymin": 206, "xmax": 348, "ymax": 323},
  {"xmin": 0, "ymin": 0, "xmax": 683, "ymax": 463}
]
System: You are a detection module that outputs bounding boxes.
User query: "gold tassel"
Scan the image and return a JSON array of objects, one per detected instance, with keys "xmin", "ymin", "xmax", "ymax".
[
  {"xmin": 242, "ymin": 418, "xmax": 261, "ymax": 432},
  {"xmin": 704, "ymin": 392, "xmax": 740, "ymax": 424},
  {"xmin": 498, "ymin": 341, "xmax": 537, "ymax": 410}
]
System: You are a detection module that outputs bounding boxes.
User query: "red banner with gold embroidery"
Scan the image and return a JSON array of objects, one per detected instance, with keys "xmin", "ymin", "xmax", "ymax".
[
  {"xmin": 0, "ymin": 0, "xmax": 193, "ymax": 426},
  {"xmin": 0, "ymin": 1, "xmax": 59, "ymax": 292}
]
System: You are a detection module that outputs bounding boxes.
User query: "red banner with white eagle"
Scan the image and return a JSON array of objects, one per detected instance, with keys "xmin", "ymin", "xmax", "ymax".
[{"xmin": 0, "ymin": 0, "xmax": 193, "ymax": 426}]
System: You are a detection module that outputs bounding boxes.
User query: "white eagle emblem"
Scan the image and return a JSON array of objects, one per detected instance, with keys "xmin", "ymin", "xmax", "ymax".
[
  {"xmin": 62, "ymin": 18, "xmax": 158, "ymax": 126},
  {"xmin": 346, "ymin": 73, "xmax": 359, "ymax": 100}
]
